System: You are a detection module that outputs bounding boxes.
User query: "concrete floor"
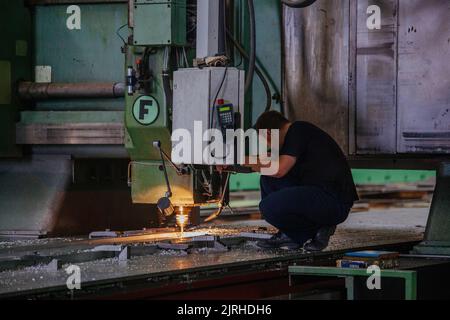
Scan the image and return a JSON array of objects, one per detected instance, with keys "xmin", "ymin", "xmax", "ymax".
[{"xmin": 341, "ymin": 207, "xmax": 429, "ymax": 230}]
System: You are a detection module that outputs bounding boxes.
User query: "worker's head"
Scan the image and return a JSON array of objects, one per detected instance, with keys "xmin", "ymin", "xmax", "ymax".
[
  {"xmin": 255, "ymin": 111, "xmax": 290, "ymax": 131},
  {"xmin": 255, "ymin": 111, "xmax": 291, "ymax": 147}
]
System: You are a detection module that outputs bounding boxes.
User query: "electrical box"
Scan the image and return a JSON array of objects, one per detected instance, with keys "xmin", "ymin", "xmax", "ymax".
[
  {"xmin": 172, "ymin": 67, "xmax": 245, "ymax": 165},
  {"xmin": 133, "ymin": 0, "xmax": 186, "ymax": 46}
]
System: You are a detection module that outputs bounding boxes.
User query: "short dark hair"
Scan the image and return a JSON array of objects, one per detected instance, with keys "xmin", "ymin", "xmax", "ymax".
[{"xmin": 255, "ymin": 111, "xmax": 290, "ymax": 130}]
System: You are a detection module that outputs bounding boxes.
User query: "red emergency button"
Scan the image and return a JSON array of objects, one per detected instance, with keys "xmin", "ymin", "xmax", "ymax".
[{"xmin": 217, "ymin": 99, "xmax": 225, "ymax": 105}]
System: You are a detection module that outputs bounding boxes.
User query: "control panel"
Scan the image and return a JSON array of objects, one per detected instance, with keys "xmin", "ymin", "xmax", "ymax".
[{"xmin": 216, "ymin": 101, "xmax": 235, "ymax": 134}]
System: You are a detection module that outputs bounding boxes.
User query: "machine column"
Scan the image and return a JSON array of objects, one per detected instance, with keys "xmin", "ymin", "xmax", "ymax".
[{"xmin": 413, "ymin": 162, "xmax": 450, "ymax": 255}]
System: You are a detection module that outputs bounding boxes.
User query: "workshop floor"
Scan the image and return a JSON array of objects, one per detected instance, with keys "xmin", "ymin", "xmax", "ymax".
[{"xmin": 0, "ymin": 203, "xmax": 429, "ymax": 297}]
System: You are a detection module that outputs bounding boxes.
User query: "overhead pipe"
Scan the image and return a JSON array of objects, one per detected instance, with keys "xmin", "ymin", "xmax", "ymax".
[
  {"xmin": 18, "ymin": 82, "xmax": 125, "ymax": 100},
  {"xmin": 281, "ymin": 0, "xmax": 317, "ymax": 8}
]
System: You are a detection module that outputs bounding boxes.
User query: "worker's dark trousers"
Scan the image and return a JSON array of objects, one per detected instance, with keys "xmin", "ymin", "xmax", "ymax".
[{"xmin": 259, "ymin": 176, "xmax": 352, "ymax": 245}]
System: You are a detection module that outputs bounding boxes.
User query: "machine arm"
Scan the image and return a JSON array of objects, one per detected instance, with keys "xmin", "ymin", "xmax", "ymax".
[{"xmin": 153, "ymin": 141, "xmax": 173, "ymax": 198}]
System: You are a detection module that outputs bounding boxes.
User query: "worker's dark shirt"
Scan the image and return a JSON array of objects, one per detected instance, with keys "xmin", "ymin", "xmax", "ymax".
[{"xmin": 280, "ymin": 121, "xmax": 359, "ymax": 205}]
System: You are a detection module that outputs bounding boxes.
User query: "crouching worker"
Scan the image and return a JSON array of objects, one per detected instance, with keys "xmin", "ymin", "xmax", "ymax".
[{"xmin": 244, "ymin": 111, "xmax": 359, "ymax": 251}]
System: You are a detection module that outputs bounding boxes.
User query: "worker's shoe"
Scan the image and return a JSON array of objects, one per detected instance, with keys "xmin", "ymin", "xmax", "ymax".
[
  {"xmin": 303, "ymin": 226, "xmax": 336, "ymax": 252},
  {"xmin": 257, "ymin": 232, "xmax": 301, "ymax": 250}
]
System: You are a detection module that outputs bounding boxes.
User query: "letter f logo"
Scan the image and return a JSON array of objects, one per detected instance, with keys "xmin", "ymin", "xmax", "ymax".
[{"xmin": 139, "ymin": 100, "xmax": 152, "ymax": 121}]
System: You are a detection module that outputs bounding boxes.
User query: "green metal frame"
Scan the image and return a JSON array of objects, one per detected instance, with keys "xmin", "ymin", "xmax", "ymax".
[
  {"xmin": 230, "ymin": 169, "xmax": 436, "ymax": 192},
  {"xmin": 289, "ymin": 266, "xmax": 417, "ymax": 300},
  {"xmin": 352, "ymin": 169, "xmax": 435, "ymax": 185},
  {"xmin": 124, "ymin": 46, "xmax": 172, "ymax": 161},
  {"xmin": 125, "ymin": 1, "xmax": 184, "ymax": 204},
  {"xmin": 413, "ymin": 163, "xmax": 450, "ymax": 255}
]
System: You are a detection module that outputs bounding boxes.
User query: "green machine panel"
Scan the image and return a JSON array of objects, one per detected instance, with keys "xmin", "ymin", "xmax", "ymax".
[
  {"xmin": 133, "ymin": 0, "xmax": 187, "ymax": 46},
  {"xmin": 0, "ymin": 1, "xmax": 32, "ymax": 157},
  {"xmin": 33, "ymin": 3, "xmax": 127, "ymax": 111},
  {"xmin": 34, "ymin": 3, "xmax": 126, "ymax": 83},
  {"xmin": 125, "ymin": 46, "xmax": 172, "ymax": 161}
]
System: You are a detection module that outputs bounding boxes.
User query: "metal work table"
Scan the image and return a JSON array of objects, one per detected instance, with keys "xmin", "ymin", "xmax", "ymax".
[
  {"xmin": 289, "ymin": 256, "xmax": 450, "ymax": 300},
  {"xmin": 0, "ymin": 222, "xmax": 423, "ymax": 299}
]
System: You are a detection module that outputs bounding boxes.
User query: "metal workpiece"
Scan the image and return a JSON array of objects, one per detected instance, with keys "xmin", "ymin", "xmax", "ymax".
[
  {"xmin": 0, "ymin": 156, "xmax": 72, "ymax": 234},
  {"xmin": 0, "ymin": 156, "xmax": 162, "ymax": 236},
  {"xmin": 18, "ymin": 82, "xmax": 125, "ymax": 100},
  {"xmin": 0, "ymin": 219, "xmax": 425, "ymax": 299}
]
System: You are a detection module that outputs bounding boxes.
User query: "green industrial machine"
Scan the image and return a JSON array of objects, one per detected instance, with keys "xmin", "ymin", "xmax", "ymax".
[
  {"xmin": 123, "ymin": 0, "xmax": 280, "ymax": 226},
  {"xmin": 0, "ymin": 0, "xmax": 284, "ymax": 235},
  {"xmin": 0, "ymin": 1, "xmax": 150, "ymax": 236},
  {"xmin": 0, "ymin": 0, "xmax": 449, "ymax": 258},
  {"xmin": 124, "ymin": 0, "xmax": 230, "ymax": 226},
  {"xmin": 0, "ymin": 1, "xmax": 31, "ymax": 158}
]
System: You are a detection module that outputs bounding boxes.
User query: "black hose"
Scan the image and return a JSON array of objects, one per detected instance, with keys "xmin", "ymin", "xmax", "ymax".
[
  {"xmin": 226, "ymin": 30, "xmax": 272, "ymax": 112},
  {"xmin": 162, "ymin": 73, "xmax": 173, "ymax": 110},
  {"xmin": 281, "ymin": 0, "xmax": 317, "ymax": 8},
  {"xmin": 245, "ymin": 0, "xmax": 256, "ymax": 94},
  {"xmin": 162, "ymin": 47, "xmax": 173, "ymax": 111}
]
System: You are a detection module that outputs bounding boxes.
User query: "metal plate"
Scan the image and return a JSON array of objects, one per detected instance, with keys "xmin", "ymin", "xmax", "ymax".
[
  {"xmin": 397, "ymin": 0, "xmax": 450, "ymax": 154},
  {"xmin": 354, "ymin": 0, "xmax": 398, "ymax": 154},
  {"xmin": 133, "ymin": 1, "xmax": 186, "ymax": 46},
  {"xmin": 283, "ymin": 0, "xmax": 350, "ymax": 153}
]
